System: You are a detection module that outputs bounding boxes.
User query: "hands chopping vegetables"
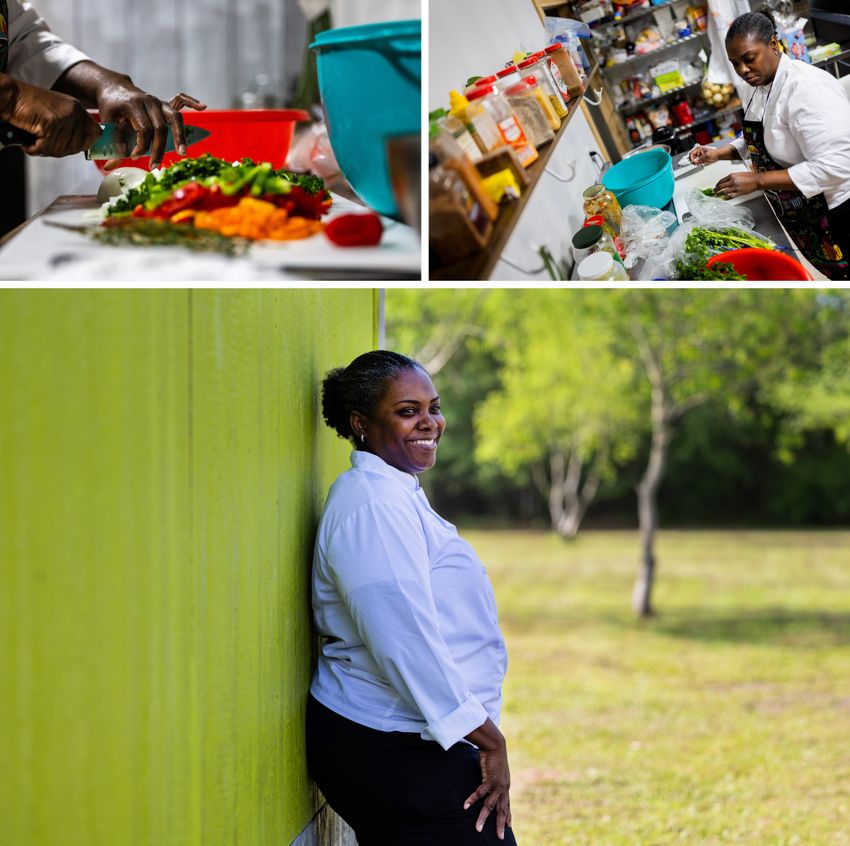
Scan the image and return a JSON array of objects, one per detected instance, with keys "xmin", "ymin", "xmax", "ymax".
[{"xmin": 53, "ymin": 63, "xmax": 206, "ymax": 169}]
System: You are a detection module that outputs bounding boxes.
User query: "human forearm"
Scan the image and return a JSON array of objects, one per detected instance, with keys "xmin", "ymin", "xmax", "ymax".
[
  {"xmin": 52, "ymin": 60, "xmax": 128, "ymax": 108},
  {"xmin": 716, "ymin": 143, "xmax": 743, "ymax": 161},
  {"xmin": 466, "ymin": 717, "xmax": 505, "ymax": 751},
  {"xmin": 755, "ymin": 169, "xmax": 798, "ymax": 192}
]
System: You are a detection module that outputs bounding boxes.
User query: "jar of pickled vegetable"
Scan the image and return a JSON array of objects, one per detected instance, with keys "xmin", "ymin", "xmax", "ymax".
[{"xmin": 582, "ymin": 184, "xmax": 622, "ymax": 235}]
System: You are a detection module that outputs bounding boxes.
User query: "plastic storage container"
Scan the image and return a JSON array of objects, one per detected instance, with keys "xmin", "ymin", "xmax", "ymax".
[
  {"xmin": 311, "ymin": 19, "xmax": 420, "ymax": 217},
  {"xmin": 544, "ymin": 43, "xmax": 584, "ymax": 99},
  {"xmin": 504, "ymin": 80, "xmax": 557, "ymax": 147},
  {"xmin": 583, "ymin": 183, "xmax": 622, "ymax": 235}
]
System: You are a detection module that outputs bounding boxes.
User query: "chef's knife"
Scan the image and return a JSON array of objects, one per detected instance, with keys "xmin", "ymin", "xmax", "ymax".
[{"xmin": 0, "ymin": 121, "xmax": 210, "ymax": 159}]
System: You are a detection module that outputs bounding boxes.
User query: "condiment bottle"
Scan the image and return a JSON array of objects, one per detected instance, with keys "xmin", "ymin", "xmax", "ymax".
[
  {"xmin": 517, "ymin": 55, "xmax": 568, "ymax": 119},
  {"xmin": 578, "ymin": 251, "xmax": 629, "ymax": 281},
  {"xmin": 449, "ymin": 89, "xmax": 506, "ymax": 156},
  {"xmin": 582, "ymin": 183, "xmax": 622, "ymax": 235},
  {"xmin": 504, "ymin": 79, "xmax": 556, "ymax": 148},
  {"xmin": 464, "ymin": 74, "xmax": 498, "ymax": 96},
  {"xmin": 571, "ymin": 224, "xmax": 623, "ymax": 267},
  {"xmin": 543, "ymin": 43, "xmax": 584, "ymax": 101},
  {"xmin": 465, "ymin": 85, "xmax": 538, "ymax": 168}
]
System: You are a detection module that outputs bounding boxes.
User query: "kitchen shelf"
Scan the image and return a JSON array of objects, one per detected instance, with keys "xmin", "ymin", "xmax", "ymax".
[
  {"xmin": 617, "ymin": 80, "xmax": 701, "ymax": 113},
  {"xmin": 430, "ymin": 64, "xmax": 600, "ymax": 282},
  {"xmin": 673, "ymin": 99, "xmax": 742, "ymax": 131},
  {"xmin": 591, "ymin": 0, "xmax": 691, "ymax": 32},
  {"xmin": 603, "ymin": 31, "xmax": 708, "ymax": 73}
]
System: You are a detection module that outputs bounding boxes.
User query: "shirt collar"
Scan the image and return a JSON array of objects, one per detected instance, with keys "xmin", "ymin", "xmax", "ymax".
[
  {"xmin": 350, "ymin": 449, "xmax": 421, "ymax": 491},
  {"xmin": 768, "ymin": 53, "xmax": 789, "ymax": 89}
]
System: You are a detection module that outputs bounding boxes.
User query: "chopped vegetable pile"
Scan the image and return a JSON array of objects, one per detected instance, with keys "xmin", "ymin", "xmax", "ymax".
[
  {"xmin": 674, "ymin": 226, "xmax": 776, "ymax": 281},
  {"xmin": 700, "ymin": 187, "xmax": 728, "ymax": 199}
]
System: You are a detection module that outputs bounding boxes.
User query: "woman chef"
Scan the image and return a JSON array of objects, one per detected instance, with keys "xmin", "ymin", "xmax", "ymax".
[{"xmin": 689, "ymin": 10, "xmax": 850, "ymax": 280}]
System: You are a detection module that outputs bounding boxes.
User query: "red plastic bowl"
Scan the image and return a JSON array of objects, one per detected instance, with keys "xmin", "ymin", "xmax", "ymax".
[
  {"xmin": 91, "ymin": 108, "xmax": 309, "ymax": 172},
  {"xmin": 706, "ymin": 248, "xmax": 813, "ymax": 281}
]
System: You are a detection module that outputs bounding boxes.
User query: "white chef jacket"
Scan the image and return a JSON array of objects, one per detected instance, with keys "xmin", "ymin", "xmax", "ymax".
[
  {"xmin": 6, "ymin": 1, "xmax": 89, "ymax": 88},
  {"xmin": 731, "ymin": 54, "xmax": 850, "ymax": 210},
  {"xmin": 310, "ymin": 450, "xmax": 508, "ymax": 751}
]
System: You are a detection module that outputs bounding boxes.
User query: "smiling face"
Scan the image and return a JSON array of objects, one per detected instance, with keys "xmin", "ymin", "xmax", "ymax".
[
  {"xmin": 351, "ymin": 367, "xmax": 445, "ymax": 476},
  {"xmin": 726, "ymin": 33, "xmax": 781, "ymax": 88}
]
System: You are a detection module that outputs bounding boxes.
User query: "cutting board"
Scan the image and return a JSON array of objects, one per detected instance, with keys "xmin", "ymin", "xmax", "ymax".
[{"xmin": 672, "ymin": 157, "xmax": 764, "ymax": 223}]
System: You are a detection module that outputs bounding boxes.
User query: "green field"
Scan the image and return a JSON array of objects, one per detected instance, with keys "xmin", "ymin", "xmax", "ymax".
[{"xmin": 468, "ymin": 529, "xmax": 850, "ymax": 846}]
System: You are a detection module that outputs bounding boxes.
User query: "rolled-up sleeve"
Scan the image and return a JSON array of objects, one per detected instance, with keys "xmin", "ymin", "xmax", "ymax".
[
  {"xmin": 8, "ymin": 0, "xmax": 90, "ymax": 88},
  {"xmin": 786, "ymin": 85, "xmax": 850, "ymax": 200},
  {"xmin": 325, "ymin": 498, "xmax": 489, "ymax": 750}
]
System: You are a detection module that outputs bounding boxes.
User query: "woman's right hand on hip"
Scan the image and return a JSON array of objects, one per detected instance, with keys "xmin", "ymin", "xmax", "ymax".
[{"xmin": 464, "ymin": 719, "xmax": 512, "ymax": 840}]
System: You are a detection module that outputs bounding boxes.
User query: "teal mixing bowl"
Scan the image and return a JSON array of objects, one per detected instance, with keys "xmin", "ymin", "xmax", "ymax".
[
  {"xmin": 311, "ymin": 20, "xmax": 421, "ymax": 218},
  {"xmin": 602, "ymin": 148, "xmax": 674, "ymax": 209}
]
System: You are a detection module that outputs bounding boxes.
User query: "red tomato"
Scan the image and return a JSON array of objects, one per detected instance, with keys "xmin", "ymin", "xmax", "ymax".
[{"xmin": 324, "ymin": 213, "xmax": 383, "ymax": 247}]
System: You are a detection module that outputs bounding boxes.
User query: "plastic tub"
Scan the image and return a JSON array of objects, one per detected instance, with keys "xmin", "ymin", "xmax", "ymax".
[
  {"xmin": 311, "ymin": 19, "xmax": 421, "ymax": 218},
  {"xmin": 602, "ymin": 148, "xmax": 674, "ymax": 209},
  {"xmin": 706, "ymin": 248, "xmax": 813, "ymax": 281},
  {"xmin": 91, "ymin": 109, "xmax": 309, "ymax": 173}
]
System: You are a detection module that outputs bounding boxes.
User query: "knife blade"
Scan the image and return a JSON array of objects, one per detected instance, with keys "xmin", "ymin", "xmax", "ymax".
[
  {"xmin": 85, "ymin": 123, "xmax": 210, "ymax": 160},
  {"xmin": 0, "ymin": 121, "xmax": 210, "ymax": 159}
]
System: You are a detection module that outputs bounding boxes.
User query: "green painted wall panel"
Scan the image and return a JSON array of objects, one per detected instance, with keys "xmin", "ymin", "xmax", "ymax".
[{"xmin": 0, "ymin": 290, "xmax": 377, "ymax": 846}]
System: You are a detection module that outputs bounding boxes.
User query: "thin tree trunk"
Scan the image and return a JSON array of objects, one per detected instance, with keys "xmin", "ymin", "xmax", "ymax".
[{"xmin": 533, "ymin": 450, "xmax": 600, "ymax": 540}]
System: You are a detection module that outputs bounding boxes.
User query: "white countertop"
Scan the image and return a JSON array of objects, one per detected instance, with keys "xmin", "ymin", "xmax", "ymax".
[{"xmin": 0, "ymin": 193, "xmax": 421, "ymax": 283}]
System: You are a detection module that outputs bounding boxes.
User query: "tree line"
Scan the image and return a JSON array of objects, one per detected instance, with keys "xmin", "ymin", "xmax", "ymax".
[{"xmin": 386, "ymin": 289, "xmax": 850, "ymax": 617}]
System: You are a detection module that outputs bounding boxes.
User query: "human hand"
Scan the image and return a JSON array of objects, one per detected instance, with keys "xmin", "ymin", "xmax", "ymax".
[
  {"xmin": 0, "ymin": 77, "xmax": 101, "ymax": 157},
  {"xmin": 689, "ymin": 145, "xmax": 719, "ymax": 166},
  {"xmin": 715, "ymin": 171, "xmax": 760, "ymax": 198},
  {"xmin": 463, "ymin": 739, "xmax": 512, "ymax": 840},
  {"xmin": 96, "ymin": 77, "xmax": 207, "ymax": 170}
]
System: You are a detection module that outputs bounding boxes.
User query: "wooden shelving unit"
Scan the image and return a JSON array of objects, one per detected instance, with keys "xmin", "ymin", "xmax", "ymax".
[{"xmin": 430, "ymin": 64, "xmax": 600, "ymax": 282}]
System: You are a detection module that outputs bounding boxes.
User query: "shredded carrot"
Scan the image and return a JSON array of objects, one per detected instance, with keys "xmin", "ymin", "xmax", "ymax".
[{"xmin": 193, "ymin": 197, "xmax": 324, "ymax": 241}]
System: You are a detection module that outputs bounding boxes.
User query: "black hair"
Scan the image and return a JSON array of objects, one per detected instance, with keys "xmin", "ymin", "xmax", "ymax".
[
  {"xmin": 321, "ymin": 350, "xmax": 427, "ymax": 442},
  {"xmin": 726, "ymin": 9, "xmax": 779, "ymax": 45}
]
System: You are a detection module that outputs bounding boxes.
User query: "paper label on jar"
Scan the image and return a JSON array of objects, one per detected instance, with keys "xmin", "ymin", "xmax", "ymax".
[
  {"xmin": 548, "ymin": 59, "xmax": 570, "ymax": 98},
  {"xmin": 498, "ymin": 117, "xmax": 523, "ymax": 145}
]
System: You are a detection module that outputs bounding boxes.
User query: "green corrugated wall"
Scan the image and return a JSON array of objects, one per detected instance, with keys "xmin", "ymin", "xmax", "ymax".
[{"xmin": 0, "ymin": 290, "xmax": 378, "ymax": 846}]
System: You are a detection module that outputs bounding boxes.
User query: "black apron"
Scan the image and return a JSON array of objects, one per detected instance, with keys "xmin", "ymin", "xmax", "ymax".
[
  {"xmin": 1, "ymin": 0, "xmax": 9, "ymax": 73},
  {"xmin": 743, "ymin": 82, "xmax": 850, "ymax": 280}
]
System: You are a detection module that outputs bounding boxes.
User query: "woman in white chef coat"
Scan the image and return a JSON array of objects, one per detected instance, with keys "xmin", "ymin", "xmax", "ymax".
[
  {"xmin": 0, "ymin": 0, "xmax": 203, "ymax": 167},
  {"xmin": 306, "ymin": 350, "xmax": 517, "ymax": 846},
  {"xmin": 689, "ymin": 9, "xmax": 850, "ymax": 280}
]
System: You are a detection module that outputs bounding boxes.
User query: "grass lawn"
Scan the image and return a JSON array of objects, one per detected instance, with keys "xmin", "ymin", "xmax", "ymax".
[{"xmin": 465, "ymin": 529, "xmax": 850, "ymax": 846}]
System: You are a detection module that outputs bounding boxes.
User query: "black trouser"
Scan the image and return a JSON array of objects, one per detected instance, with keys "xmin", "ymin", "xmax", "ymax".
[
  {"xmin": 306, "ymin": 694, "xmax": 519, "ymax": 846},
  {"xmin": 827, "ymin": 195, "xmax": 850, "ymax": 281}
]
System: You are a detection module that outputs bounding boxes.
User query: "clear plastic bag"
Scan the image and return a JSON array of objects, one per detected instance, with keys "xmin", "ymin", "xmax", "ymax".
[
  {"xmin": 619, "ymin": 204, "xmax": 677, "ymax": 271},
  {"xmin": 286, "ymin": 121, "xmax": 340, "ymax": 179},
  {"xmin": 684, "ymin": 187, "xmax": 755, "ymax": 229}
]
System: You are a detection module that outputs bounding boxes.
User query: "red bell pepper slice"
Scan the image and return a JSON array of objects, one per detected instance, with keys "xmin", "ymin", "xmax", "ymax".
[{"xmin": 324, "ymin": 212, "xmax": 383, "ymax": 247}]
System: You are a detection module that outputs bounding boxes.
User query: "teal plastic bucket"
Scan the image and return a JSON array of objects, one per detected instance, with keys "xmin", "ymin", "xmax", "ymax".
[
  {"xmin": 311, "ymin": 20, "xmax": 421, "ymax": 218},
  {"xmin": 602, "ymin": 148, "xmax": 674, "ymax": 209}
]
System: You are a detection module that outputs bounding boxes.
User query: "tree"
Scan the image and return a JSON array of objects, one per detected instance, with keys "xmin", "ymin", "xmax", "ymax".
[
  {"xmin": 474, "ymin": 291, "xmax": 641, "ymax": 539},
  {"xmin": 600, "ymin": 290, "xmax": 827, "ymax": 617}
]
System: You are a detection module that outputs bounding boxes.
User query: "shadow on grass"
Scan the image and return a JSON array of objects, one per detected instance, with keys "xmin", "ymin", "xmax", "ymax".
[
  {"xmin": 504, "ymin": 607, "xmax": 850, "ymax": 648},
  {"xmin": 641, "ymin": 607, "xmax": 850, "ymax": 648}
]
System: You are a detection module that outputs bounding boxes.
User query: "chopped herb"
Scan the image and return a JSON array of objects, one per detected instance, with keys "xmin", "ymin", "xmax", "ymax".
[
  {"xmin": 673, "ymin": 226, "xmax": 775, "ymax": 281},
  {"xmin": 91, "ymin": 218, "xmax": 249, "ymax": 255}
]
